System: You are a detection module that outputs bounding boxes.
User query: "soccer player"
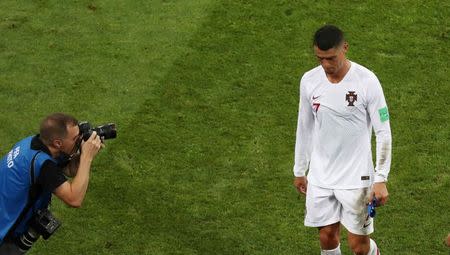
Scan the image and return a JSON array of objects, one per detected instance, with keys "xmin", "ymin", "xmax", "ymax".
[{"xmin": 293, "ymin": 25, "xmax": 391, "ymax": 255}]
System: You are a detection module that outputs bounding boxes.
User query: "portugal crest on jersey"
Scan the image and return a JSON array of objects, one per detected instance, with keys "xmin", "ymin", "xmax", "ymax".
[{"xmin": 346, "ymin": 91, "xmax": 357, "ymax": 106}]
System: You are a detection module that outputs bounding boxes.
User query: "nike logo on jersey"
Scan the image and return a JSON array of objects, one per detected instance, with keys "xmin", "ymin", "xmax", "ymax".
[{"xmin": 312, "ymin": 95, "xmax": 320, "ymax": 100}]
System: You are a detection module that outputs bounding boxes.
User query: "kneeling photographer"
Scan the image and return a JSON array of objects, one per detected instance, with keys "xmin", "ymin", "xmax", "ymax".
[{"xmin": 0, "ymin": 113, "xmax": 116, "ymax": 254}]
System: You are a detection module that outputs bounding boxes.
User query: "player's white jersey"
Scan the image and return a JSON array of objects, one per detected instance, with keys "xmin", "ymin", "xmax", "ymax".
[{"xmin": 293, "ymin": 61, "xmax": 392, "ymax": 189}]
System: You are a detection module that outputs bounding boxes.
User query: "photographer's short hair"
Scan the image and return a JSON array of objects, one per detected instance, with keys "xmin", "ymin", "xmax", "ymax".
[
  {"xmin": 40, "ymin": 113, "xmax": 78, "ymax": 145},
  {"xmin": 313, "ymin": 25, "xmax": 345, "ymax": 50}
]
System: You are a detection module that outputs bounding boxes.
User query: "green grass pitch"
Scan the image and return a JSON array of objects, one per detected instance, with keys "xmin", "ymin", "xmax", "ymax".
[{"xmin": 0, "ymin": 1, "xmax": 448, "ymax": 254}]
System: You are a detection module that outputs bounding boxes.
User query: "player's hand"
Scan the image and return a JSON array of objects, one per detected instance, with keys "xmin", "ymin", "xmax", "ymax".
[
  {"xmin": 80, "ymin": 131, "xmax": 102, "ymax": 161},
  {"xmin": 369, "ymin": 182, "xmax": 389, "ymax": 206},
  {"xmin": 293, "ymin": 176, "xmax": 308, "ymax": 195}
]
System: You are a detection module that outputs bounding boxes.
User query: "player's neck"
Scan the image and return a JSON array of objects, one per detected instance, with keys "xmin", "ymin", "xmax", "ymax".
[{"xmin": 326, "ymin": 60, "xmax": 351, "ymax": 84}]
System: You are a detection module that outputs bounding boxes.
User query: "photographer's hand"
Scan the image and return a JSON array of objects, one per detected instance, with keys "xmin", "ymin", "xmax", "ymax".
[
  {"xmin": 54, "ymin": 131, "xmax": 102, "ymax": 208},
  {"xmin": 81, "ymin": 131, "xmax": 103, "ymax": 161}
]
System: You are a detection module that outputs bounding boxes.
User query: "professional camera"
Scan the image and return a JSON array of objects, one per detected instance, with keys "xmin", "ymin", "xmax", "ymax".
[
  {"xmin": 16, "ymin": 209, "xmax": 61, "ymax": 251},
  {"xmin": 79, "ymin": 121, "xmax": 117, "ymax": 141}
]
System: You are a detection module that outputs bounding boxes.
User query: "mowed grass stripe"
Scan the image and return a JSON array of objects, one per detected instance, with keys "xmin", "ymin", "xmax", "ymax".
[{"xmin": 0, "ymin": 0, "xmax": 212, "ymax": 151}]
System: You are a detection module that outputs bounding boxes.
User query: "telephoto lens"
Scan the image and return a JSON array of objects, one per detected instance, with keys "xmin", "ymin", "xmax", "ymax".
[
  {"xmin": 94, "ymin": 123, "xmax": 117, "ymax": 140},
  {"xmin": 16, "ymin": 228, "xmax": 39, "ymax": 252},
  {"xmin": 78, "ymin": 122, "xmax": 117, "ymax": 141}
]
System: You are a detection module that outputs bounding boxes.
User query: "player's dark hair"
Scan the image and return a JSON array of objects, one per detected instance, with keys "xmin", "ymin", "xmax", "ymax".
[
  {"xmin": 313, "ymin": 25, "xmax": 345, "ymax": 50},
  {"xmin": 40, "ymin": 113, "xmax": 78, "ymax": 145}
]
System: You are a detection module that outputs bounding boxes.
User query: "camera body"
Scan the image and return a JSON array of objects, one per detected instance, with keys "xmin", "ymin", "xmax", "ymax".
[
  {"xmin": 79, "ymin": 121, "xmax": 117, "ymax": 141},
  {"xmin": 16, "ymin": 209, "xmax": 61, "ymax": 251},
  {"xmin": 30, "ymin": 209, "xmax": 61, "ymax": 240}
]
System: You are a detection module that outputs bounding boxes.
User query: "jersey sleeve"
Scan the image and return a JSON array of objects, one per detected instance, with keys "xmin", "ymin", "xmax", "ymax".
[
  {"xmin": 366, "ymin": 75, "xmax": 392, "ymax": 182},
  {"xmin": 37, "ymin": 160, "xmax": 68, "ymax": 193},
  {"xmin": 293, "ymin": 76, "xmax": 314, "ymax": 177}
]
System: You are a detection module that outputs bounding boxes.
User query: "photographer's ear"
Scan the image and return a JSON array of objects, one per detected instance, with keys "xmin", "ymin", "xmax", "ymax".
[{"xmin": 52, "ymin": 139, "xmax": 63, "ymax": 150}]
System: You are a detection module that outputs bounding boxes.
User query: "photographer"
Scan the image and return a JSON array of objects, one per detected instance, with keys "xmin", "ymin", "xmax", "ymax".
[{"xmin": 0, "ymin": 113, "xmax": 103, "ymax": 254}]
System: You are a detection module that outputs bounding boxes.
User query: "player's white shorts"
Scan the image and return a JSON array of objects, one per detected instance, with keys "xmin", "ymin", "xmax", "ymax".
[{"xmin": 304, "ymin": 183, "xmax": 374, "ymax": 235}]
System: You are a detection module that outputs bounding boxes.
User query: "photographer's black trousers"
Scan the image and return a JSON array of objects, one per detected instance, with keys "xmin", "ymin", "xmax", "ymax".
[{"xmin": 0, "ymin": 241, "xmax": 26, "ymax": 255}]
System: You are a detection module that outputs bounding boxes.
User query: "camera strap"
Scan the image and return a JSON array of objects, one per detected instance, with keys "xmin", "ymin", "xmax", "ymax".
[{"xmin": 6, "ymin": 152, "xmax": 41, "ymax": 238}]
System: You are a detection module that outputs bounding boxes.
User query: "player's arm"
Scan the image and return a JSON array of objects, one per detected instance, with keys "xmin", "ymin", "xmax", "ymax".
[
  {"xmin": 54, "ymin": 132, "xmax": 102, "ymax": 208},
  {"xmin": 367, "ymin": 75, "xmax": 392, "ymax": 205},
  {"xmin": 293, "ymin": 76, "xmax": 314, "ymax": 194}
]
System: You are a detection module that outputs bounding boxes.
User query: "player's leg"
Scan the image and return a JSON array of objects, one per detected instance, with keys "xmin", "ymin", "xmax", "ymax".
[
  {"xmin": 347, "ymin": 232, "xmax": 375, "ymax": 255},
  {"xmin": 348, "ymin": 234, "xmax": 380, "ymax": 255},
  {"xmin": 319, "ymin": 222, "xmax": 341, "ymax": 254},
  {"xmin": 334, "ymin": 188, "xmax": 380, "ymax": 254},
  {"xmin": 304, "ymin": 183, "xmax": 342, "ymax": 254}
]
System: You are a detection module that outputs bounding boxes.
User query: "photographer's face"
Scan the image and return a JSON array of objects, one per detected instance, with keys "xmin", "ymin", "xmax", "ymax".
[{"xmin": 57, "ymin": 124, "xmax": 81, "ymax": 155}]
